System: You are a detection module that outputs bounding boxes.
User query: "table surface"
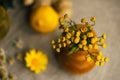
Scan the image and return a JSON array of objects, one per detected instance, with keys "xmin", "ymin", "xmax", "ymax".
[{"xmin": 0, "ymin": 0, "xmax": 120, "ymax": 80}]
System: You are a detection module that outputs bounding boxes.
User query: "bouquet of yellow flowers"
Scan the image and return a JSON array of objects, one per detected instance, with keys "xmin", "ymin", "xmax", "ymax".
[{"xmin": 51, "ymin": 14, "xmax": 109, "ymax": 74}]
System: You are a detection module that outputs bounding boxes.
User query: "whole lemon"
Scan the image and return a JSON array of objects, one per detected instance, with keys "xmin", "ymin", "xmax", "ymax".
[{"xmin": 30, "ymin": 6, "xmax": 59, "ymax": 33}]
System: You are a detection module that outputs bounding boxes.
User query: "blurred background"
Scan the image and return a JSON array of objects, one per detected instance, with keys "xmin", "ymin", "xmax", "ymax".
[{"xmin": 0, "ymin": 0, "xmax": 120, "ymax": 80}]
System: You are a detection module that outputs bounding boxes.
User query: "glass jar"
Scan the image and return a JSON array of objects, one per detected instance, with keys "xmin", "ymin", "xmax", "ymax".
[{"xmin": 0, "ymin": 6, "xmax": 10, "ymax": 40}]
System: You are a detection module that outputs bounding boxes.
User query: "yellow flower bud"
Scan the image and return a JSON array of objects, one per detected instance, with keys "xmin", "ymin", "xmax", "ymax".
[
  {"xmin": 83, "ymin": 46, "xmax": 88, "ymax": 50},
  {"xmin": 59, "ymin": 17, "xmax": 64, "ymax": 23},
  {"xmin": 64, "ymin": 27, "xmax": 69, "ymax": 32},
  {"xmin": 100, "ymin": 62, "xmax": 104, "ymax": 67},
  {"xmin": 89, "ymin": 26, "xmax": 93, "ymax": 30},
  {"xmin": 101, "ymin": 57, "xmax": 104, "ymax": 62},
  {"xmin": 91, "ymin": 38, "xmax": 96, "ymax": 44},
  {"xmin": 66, "ymin": 32, "xmax": 71, "ymax": 39},
  {"xmin": 64, "ymin": 14, "xmax": 69, "ymax": 19},
  {"xmin": 102, "ymin": 43, "xmax": 106, "ymax": 48},
  {"xmin": 76, "ymin": 30, "xmax": 81, "ymax": 37},
  {"xmin": 81, "ymin": 18, "xmax": 86, "ymax": 23},
  {"xmin": 71, "ymin": 30, "xmax": 75, "ymax": 35},
  {"xmin": 98, "ymin": 51, "xmax": 102, "ymax": 56},
  {"xmin": 74, "ymin": 37, "xmax": 80, "ymax": 44},
  {"xmin": 88, "ymin": 44, "xmax": 93, "ymax": 49},
  {"xmin": 97, "ymin": 55, "xmax": 101, "ymax": 60},
  {"xmin": 57, "ymin": 38, "xmax": 61, "ymax": 43},
  {"xmin": 71, "ymin": 37, "xmax": 74, "ymax": 42},
  {"xmin": 95, "ymin": 61, "xmax": 99, "ymax": 66},
  {"xmin": 62, "ymin": 37, "xmax": 66, "ymax": 42},
  {"xmin": 81, "ymin": 27, "xmax": 88, "ymax": 32},
  {"xmin": 94, "ymin": 37, "xmax": 98, "ymax": 41},
  {"xmin": 105, "ymin": 57, "xmax": 109, "ymax": 62},
  {"xmin": 67, "ymin": 40, "xmax": 71, "ymax": 45},
  {"xmin": 87, "ymin": 56, "xmax": 92, "ymax": 62},
  {"xmin": 85, "ymin": 22, "xmax": 90, "ymax": 26},
  {"xmin": 62, "ymin": 43, "xmax": 66, "ymax": 47},
  {"xmin": 102, "ymin": 34, "xmax": 106, "ymax": 39},
  {"xmin": 81, "ymin": 40, "xmax": 87, "ymax": 45},
  {"xmin": 58, "ymin": 44, "xmax": 62, "ymax": 48},
  {"xmin": 56, "ymin": 48, "xmax": 60, "ymax": 52},
  {"xmin": 78, "ymin": 44, "xmax": 83, "ymax": 49},
  {"xmin": 82, "ymin": 35, "xmax": 87, "ymax": 40},
  {"xmin": 90, "ymin": 17, "xmax": 96, "ymax": 22},
  {"xmin": 52, "ymin": 45, "xmax": 56, "ymax": 49},
  {"xmin": 93, "ymin": 44, "xmax": 98, "ymax": 49},
  {"xmin": 99, "ymin": 38, "xmax": 104, "ymax": 44},
  {"xmin": 87, "ymin": 32, "xmax": 94, "ymax": 37},
  {"xmin": 51, "ymin": 40, "xmax": 55, "ymax": 44}
]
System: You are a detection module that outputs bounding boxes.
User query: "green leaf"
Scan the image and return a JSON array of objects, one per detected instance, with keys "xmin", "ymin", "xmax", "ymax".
[{"xmin": 68, "ymin": 46, "xmax": 79, "ymax": 55}]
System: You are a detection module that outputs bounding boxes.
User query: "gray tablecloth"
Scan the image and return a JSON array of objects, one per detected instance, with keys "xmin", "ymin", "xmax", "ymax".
[{"xmin": 0, "ymin": 0, "xmax": 120, "ymax": 80}]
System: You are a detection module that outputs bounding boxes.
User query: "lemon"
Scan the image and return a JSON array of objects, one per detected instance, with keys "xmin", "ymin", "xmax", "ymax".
[{"xmin": 30, "ymin": 6, "xmax": 59, "ymax": 34}]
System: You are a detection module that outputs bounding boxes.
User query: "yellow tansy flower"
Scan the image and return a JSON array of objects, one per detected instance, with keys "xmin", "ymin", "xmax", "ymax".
[
  {"xmin": 57, "ymin": 38, "xmax": 61, "ymax": 43},
  {"xmin": 90, "ymin": 17, "xmax": 96, "ymax": 22},
  {"xmin": 81, "ymin": 27, "xmax": 88, "ymax": 32},
  {"xmin": 78, "ymin": 44, "xmax": 83, "ymax": 49},
  {"xmin": 85, "ymin": 22, "xmax": 90, "ymax": 26},
  {"xmin": 94, "ymin": 37, "xmax": 98, "ymax": 41},
  {"xmin": 101, "ymin": 57, "xmax": 104, "ymax": 62},
  {"xmin": 102, "ymin": 43, "xmax": 106, "ymax": 48},
  {"xmin": 89, "ymin": 26, "xmax": 93, "ymax": 30},
  {"xmin": 105, "ymin": 57, "xmax": 109, "ymax": 62},
  {"xmin": 64, "ymin": 27, "xmax": 69, "ymax": 32},
  {"xmin": 87, "ymin": 32, "xmax": 93, "ymax": 37},
  {"xmin": 58, "ymin": 44, "xmax": 62, "ymax": 48},
  {"xmin": 62, "ymin": 37, "xmax": 66, "ymax": 42},
  {"xmin": 102, "ymin": 34, "xmax": 106, "ymax": 39},
  {"xmin": 74, "ymin": 37, "xmax": 80, "ymax": 44},
  {"xmin": 52, "ymin": 45, "xmax": 56, "ymax": 49},
  {"xmin": 51, "ymin": 40, "xmax": 55, "ymax": 44},
  {"xmin": 88, "ymin": 44, "xmax": 93, "ymax": 49},
  {"xmin": 67, "ymin": 40, "xmax": 71, "ymax": 45},
  {"xmin": 66, "ymin": 32, "xmax": 71, "ymax": 39},
  {"xmin": 59, "ymin": 17, "xmax": 64, "ymax": 23},
  {"xmin": 98, "ymin": 51, "xmax": 102, "ymax": 56},
  {"xmin": 87, "ymin": 56, "xmax": 92, "ymax": 62},
  {"xmin": 82, "ymin": 35, "xmax": 87, "ymax": 40},
  {"xmin": 62, "ymin": 43, "xmax": 66, "ymax": 47},
  {"xmin": 56, "ymin": 48, "xmax": 60, "ymax": 52},
  {"xmin": 76, "ymin": 31, "xmax": 81, "ymax": 37},
  {"xmin": 25, "ymin": 49, "xmax": 48, "ymax": 74},
  {"xmin": 93, "ymin": 44, "xmax": 98, "ymax": 49},
  {"xmin": 64, "ymin": 14, "xmax": 69, "ymax": 19},
  {"xmin": 97, "ymin": 55, "xmax": 101, "ymax": 60},
  {"xmin": 91, "ymin": 38, "xmax": 96, "ymax": 44},
  {"xmin": 99, "ymin": 38, "xmax": 104, "ymax": 44},
  {"xmin": 95, "ymin": 61, "xmax": 99, "ymax": 66},
  {"xmin": 81, "ymin": 40, "xmax": 87, "ymax": 45},
  {"xmin": 100, "ymin": 62, "xmax": 104, "ymax": 67},
  {"xmin": 71, "ymin": 30, "xmax": 75, "ymax": 35},
  {"xmin": 83, "ymin": 45, "xmax": 88, "ymax": 50},
  {"xmin": 81, "ymin": 18, "xmax": 86, "ymax": 23},
  {"xmin": 71, "ymin": 37, "xmax": 74, "ymax": 42}
]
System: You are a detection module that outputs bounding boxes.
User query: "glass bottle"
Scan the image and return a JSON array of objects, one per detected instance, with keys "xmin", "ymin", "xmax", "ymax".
[{"xmin": 0, "ymin": 6, "xmax": 10, "ymax": 40}]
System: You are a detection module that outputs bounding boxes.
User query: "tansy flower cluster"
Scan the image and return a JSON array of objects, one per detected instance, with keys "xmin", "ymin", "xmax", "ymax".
[
  {"xmin": 25, "ymin": 49, "xmax": 48, "ymax": 74},
  {"xmin": 51, "ymin": 14, "xmax": 109, "ymax": 67}
]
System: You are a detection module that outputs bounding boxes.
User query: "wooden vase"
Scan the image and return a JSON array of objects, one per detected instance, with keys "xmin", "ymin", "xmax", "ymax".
[
  {"xmin": 56, "ymin": 24, "xmax": 98, "ymax": 74},
  {"xmin": 56, "ymin": 48, "xmax": 98, "ymax": 74}
]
